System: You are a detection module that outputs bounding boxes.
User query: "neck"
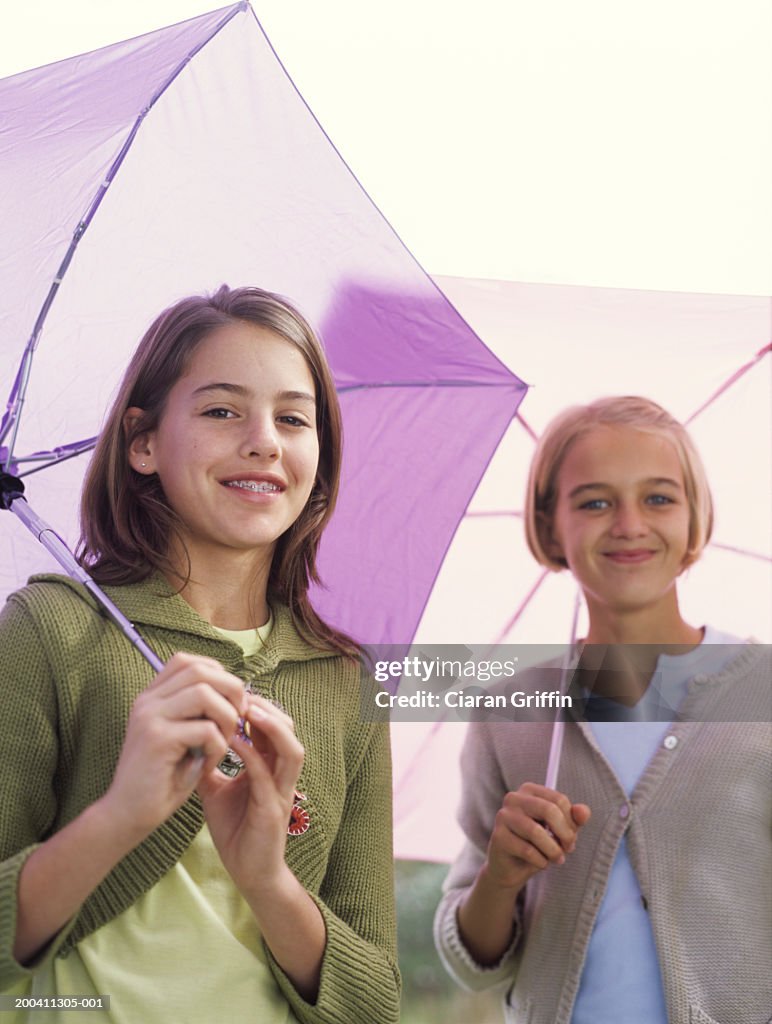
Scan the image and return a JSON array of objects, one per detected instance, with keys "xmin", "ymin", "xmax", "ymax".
[
  {"xmin": 584, "ymin": 589, "xmax": 703, "ymax": 649},
  {"xmin": 579, "ymin": 593, "xmax": 703, "ymax": 703},
  {"xmin": 165, "ymin": 543, "xmax": 273, "ymax": 629}
]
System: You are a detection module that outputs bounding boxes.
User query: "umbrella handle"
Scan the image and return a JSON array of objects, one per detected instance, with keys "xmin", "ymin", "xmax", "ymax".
[
  {"xmin": 1, "ymin": 480, "xmax": 205, "ymax": 771},
  {"xmin": 544, "ymin": 588, "xmax": 582, "ymax": 792},
  {"xmin": 544, "ymin": 718, "xmax": 564, "ymax": 791}
]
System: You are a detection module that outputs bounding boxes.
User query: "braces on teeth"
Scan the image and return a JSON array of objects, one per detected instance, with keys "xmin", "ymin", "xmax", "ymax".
[{"xmin": 227, "ymin": 481, "xmax": 280, "ymax": 492}]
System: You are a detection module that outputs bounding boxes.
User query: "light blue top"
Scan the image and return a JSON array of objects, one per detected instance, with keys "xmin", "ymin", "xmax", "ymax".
[{"xmin": 571, "ymin": 626, "xmax": 744, "ymax": 1024}]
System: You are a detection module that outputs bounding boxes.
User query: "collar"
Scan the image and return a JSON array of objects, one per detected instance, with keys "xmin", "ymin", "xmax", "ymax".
[
  {"xmin": 562, "ymin": 638, "xmax": 765, "ymax": 724},
  {"xmin": 28, "ymin": 572, "xmax": 338, "ymax": 667}
]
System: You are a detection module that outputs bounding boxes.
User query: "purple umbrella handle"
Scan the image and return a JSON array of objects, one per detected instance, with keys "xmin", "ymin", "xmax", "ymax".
[{"xmin": 1, "ymin": 476, "xmax": 205, "ymax": 774}]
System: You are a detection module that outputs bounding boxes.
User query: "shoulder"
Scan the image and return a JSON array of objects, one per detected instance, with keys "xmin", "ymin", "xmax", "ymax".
[
  {"xmin": 691, "ymin": 640, "xmax": 771, "ymax": 720},
  {"xmin": 1, "ymin": 573, "xmax": 99, "ymax": 634},
  {"xmin": 0, "ymin": 577, "xmax": 105, "ymax": 705},
  {"xmin": 0, "ymin": 575, "xmax": 155, "ymax": 679},
  {"xmin": 8, "ymin": 572, "xmax": 96, "ymax": 606}
]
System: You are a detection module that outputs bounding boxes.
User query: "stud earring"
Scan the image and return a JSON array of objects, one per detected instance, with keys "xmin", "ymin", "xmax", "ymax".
[{"xmin": 140, "ymin": 462, "xmax": 147, "ymax": 468}]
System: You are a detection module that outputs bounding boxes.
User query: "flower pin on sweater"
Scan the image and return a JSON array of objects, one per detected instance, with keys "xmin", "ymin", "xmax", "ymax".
[{"xmin": 288, "ymin": 790, "xmax": 310, "ymax": 836}]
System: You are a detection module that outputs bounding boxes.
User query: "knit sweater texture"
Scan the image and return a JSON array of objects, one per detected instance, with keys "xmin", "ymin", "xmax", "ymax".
[
  {"xmin": 434, "ymin": 644, "xmax": 771, "ymax": 1024},
  {"xmin": 0, "ymin": 574, "xmax": 400, "ymax": 1024}
]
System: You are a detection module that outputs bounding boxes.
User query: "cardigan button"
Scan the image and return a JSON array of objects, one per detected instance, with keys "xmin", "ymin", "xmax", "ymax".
[
  {"xmin": 663, "ymin": 734, "xmax": 678, "ymax": 750},
  {"xmin": 619, "ymin": 804, "xmax": 630, "ymax": 819}
]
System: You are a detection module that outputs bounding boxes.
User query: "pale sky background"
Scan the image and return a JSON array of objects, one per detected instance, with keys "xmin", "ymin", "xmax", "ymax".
[{"xmin": 2, "ymin": 0, "xmax": 770, "ymax": 295}]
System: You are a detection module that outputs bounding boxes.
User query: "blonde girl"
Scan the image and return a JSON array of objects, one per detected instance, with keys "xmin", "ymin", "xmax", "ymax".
[{"xmin": 435, "ymin": 396, "xmax": 770, "ymax": 1024}]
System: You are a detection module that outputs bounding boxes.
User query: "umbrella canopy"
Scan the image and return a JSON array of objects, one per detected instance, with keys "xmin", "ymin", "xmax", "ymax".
[
  {"xmin": 395, "ymin": 279, "xmax": 771, "ymax": 861},
  {"xmin": 0, "ymin": 3, "xmax": 524, "ymax": 651}
]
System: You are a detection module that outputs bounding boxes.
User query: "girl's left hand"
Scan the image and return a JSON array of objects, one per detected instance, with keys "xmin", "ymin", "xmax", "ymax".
[{"xmin": 196, "ymin": 695, "xmax": 304, "ymax": 897}]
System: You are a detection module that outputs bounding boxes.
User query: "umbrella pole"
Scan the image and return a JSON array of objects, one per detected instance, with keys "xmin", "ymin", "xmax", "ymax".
[
  {"xmin": 0, "ymin": 473, "xmax": 204, "ymax": 770},
  {"xmin": 544, "ymin": 588, "xmax": 581, "ymax": 790}
]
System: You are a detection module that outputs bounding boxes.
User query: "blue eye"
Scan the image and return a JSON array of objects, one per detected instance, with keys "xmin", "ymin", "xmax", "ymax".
[
  {"xmin": 579, "ymin": 498, "xmax": 609, "ymax": 511},
  {"xmin": 279, "ymin": 415, "xmax": 309, "ymax": 428},
  {"xmin": 646, "ymin": 494, "xmax": 674, "ymax": 505}
]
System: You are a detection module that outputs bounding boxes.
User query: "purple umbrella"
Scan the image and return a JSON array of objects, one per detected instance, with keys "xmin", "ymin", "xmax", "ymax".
[{"xmin": 0, "ymin": 3, "xmax": 525, "ymax": 655}]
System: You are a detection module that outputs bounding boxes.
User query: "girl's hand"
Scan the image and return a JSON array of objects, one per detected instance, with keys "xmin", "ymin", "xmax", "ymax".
[
  {"xmin": 197, "ymin": 695, "xmax": 305, "ymax": 897},
  {"xmin": 457, "ymin": 783, "xmax": 591, "ymax": 966},
  {"xmin": 100, "ymin": 652, "xmax": 247, "ymax": 843},
  {"xmin": 484, "ymin": 782, "xmax": 591, "ymax": 891}
]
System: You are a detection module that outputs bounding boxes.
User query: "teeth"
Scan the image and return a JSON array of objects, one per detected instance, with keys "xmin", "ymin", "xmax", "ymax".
[{"xmin": 226, "ymin": 481, "xmax": 280, "ymax": 492}]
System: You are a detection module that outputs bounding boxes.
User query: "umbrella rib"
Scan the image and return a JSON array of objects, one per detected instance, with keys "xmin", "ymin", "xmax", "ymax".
[
  {"xmin": 710, "ymin": 541, "xmax": 771, "ymax": 563},
  {"xmin": 336, "ymin": 380, "xmax": 523, "ymax": 392},
  {"xmin": 485, "ymin": 569, "xmax": 551, "ymax": 650},
  {"xmin": 392, "ymin": 718, "xmax": 452, "ymax": 804},
  {"xmin": 516, "ymin": 410, "xmax": 539, "ymax": 441},
  {"xmin": 471, "ymin": 571, "xmax": 552, "ymax": 663},
  {"xmin": 465, "ymin": 510, "xmax": 523, "ymax": 518},
  {"xmin": 15, "ymin": 438, "xmax": 98, "ymax": 478},
  {"xmin": 0, "ymin": 2, "xmax": 249, "ymax": 470},
  {"xmin": 684, "ymin": 342, "xmax": 772, "ymax": 426}
]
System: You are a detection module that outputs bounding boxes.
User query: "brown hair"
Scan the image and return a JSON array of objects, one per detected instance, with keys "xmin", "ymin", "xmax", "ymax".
[
  {"xmin": 78, "ymin": 285, "xmax": 359, "ymax": 659},
  {"xmin": 525, "ymin": 395, "xmax": 714, "ymax": 571}
]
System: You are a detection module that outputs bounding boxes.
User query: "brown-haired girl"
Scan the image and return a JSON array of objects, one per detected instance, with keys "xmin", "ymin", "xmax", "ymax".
[
  {"xmin": 0, "ymin": 286, "xmax": 399, "ymax": 1023},
  {"xmin": 435, "ymin": 396, "xmax": 770, "ymax": 1024}
]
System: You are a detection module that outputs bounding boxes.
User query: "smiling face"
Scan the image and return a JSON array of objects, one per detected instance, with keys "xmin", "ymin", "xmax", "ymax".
[
  {"xmin": 126, "ymin": 320, "xmax": 319, "ymax": 577},
  {"xmin": 548, "ymin": 425, "xmax": 692, "ymax": 626}
]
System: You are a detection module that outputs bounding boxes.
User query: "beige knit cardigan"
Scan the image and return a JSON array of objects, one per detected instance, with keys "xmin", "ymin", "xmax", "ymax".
[{"xmin": 434, "ymin": 644, "xmax": 771, "ymax": 1024}]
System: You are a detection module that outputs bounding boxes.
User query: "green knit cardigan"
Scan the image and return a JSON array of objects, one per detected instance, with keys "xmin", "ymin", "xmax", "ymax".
[{"xmin": 0, "ymin": 574, "xmax": 400, "ymax": 1024}]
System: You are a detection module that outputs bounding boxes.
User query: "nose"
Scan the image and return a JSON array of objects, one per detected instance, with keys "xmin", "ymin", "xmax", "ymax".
[
  {"xmin": 240, "ymin": 415, "xmax": 280, "ymax": 461},
  {"xmin": 609, "ymin": 500, "xmax": 647, "ymax": 539}
]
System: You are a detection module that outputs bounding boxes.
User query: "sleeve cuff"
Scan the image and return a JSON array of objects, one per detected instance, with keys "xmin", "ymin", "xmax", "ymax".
[
  {"xmin": 433, "ymin": 889, "xmax": 520, "ymax": 992},
  {"xmin": 0, "ymin": 845, "xmax": 81, "ymax": 992},
  {"xmin": 264, "ymin": 891, "xmax": 400, "ymax": 1024}
]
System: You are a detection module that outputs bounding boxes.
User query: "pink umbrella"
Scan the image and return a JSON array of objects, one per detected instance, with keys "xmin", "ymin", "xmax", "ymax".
[{"xmin": 394, "ymin": 278, "xmax": 771, "ymax": 860}]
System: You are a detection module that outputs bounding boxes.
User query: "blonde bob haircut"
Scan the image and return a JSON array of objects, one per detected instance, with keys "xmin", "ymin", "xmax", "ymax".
[{"xmin": 525, "ymin": 396, "xmax": 714, "ymax": 572}]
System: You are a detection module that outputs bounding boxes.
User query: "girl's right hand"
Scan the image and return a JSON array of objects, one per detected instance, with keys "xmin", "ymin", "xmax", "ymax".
[
  {"xmin": 456, "ymin": 783, "xmax": 591, "ymax": 966},
  {"xmin": 100, "ymin": 652, "xmax": 247, "ymax": 842},
  {"xmin": 484, "ymin": 782, "xmax": 591, "ymax": 891}
]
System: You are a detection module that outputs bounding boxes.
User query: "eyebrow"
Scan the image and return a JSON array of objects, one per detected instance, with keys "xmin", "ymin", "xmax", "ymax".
[
  {"xmin": 567, "ymin": 477, "xmax": 683, "ymax": 499},
  {"xmin": 192, "ymin": 382, "xmax": 316, "ymax": 404}
]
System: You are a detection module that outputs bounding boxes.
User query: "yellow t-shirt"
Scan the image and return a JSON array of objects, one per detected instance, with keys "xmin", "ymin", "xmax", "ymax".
[{"xmin": 10, "ymin": 617, "xmax": 300, "ymax": 1024}]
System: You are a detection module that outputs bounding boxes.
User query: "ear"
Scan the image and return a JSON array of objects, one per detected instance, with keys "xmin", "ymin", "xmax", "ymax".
[{"xmin": 123, "ymin": 407, "xmax": 155, "ymax": 474}]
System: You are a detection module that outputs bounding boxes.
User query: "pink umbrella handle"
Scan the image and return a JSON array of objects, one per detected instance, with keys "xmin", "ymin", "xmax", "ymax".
[
  {"xmin": 544, "ymin": 718, "xmax": 565, "ymax": 791},
  {"xmin": 544, "ymin": 588, "xmax": 581, "ymax": 792}
]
